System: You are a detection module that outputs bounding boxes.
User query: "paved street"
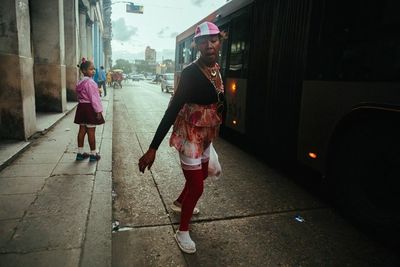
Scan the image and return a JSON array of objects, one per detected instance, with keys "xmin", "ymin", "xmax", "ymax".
[
  {"xmin": 111, "ymin": 81, "xmax": 399, "ymax": 266},
  {"xmin": 0, "ymin": 80, "xmax": 398, "ymax": 266}
]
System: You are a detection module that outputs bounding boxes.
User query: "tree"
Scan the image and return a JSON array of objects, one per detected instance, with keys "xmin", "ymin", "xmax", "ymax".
[
  {"xmin": 113, "ymin": 59, "xmax": 133, "ymax": 73},
  {"xmin": 163, "ymin": 59, "xmax": 175, "ymax": 73}
]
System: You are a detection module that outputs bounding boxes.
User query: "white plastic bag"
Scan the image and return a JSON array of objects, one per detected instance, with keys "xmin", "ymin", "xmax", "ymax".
[{"xmin": 208, "ymin": 143, "xmax": 222, "ymax": 178}]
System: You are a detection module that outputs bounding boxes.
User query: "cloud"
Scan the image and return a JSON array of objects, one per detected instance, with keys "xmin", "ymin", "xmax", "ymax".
[
  {"xmin": 112, "ymin": 18, "xmax": 138, "ymax": 41},
  {"xmin": 157, "ymin": 27, "xmax": 170, "ymax": 38},
  {"xmin": 170, "ymin": 32, "xmax": 179, "ymax": 38},
  {"xmin": 191, "ymin": 0, "xmax": 206, "ymax": 7}
]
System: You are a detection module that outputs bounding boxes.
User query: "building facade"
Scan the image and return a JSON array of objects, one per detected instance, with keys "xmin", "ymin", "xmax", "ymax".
[
  {"xmin": 0, "ymin": 0, "xmax": 112, "ymax": 140},
  {"xmin": 145, "ymin": 46, "xmax": 156, "ymax": 64}
]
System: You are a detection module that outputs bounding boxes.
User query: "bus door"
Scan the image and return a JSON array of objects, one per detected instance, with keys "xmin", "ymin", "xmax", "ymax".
[{"xmin": 223, "ymin": 8, "xmax": 251, "ymax": 134}]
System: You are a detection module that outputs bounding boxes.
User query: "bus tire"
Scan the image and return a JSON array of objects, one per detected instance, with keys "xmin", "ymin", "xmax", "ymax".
[{"xmin": 327, "ymin": 112, "xmax": 400, "ymax": 246}]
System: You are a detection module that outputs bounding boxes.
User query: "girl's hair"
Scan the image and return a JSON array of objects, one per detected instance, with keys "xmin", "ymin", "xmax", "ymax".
[{"xmin": 77, "ymin": 57, "xmax": 92, "ymax": 72}]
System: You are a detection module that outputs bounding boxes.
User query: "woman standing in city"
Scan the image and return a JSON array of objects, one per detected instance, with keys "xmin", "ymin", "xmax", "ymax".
[{"xmin": 138, "ymin": 21, "xmax": 224, "ymax": 254}]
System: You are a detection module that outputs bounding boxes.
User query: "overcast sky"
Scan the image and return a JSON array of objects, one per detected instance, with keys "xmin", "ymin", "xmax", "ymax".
[{"xmin": 110, "ymin": 0, "xmax": 228, "ymax": 62}]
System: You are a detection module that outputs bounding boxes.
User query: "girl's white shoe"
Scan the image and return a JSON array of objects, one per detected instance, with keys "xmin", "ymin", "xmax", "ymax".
[{"xmin": 174, "ymin": 230, "xmax": 196, "ymax": 254}]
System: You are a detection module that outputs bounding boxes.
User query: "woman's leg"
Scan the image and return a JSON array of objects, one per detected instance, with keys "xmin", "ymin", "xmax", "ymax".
[
  {"xmin": 201, "ymin": 160, "xmax": 209, "ymax": 180},
  {"xmin": 175, "ymin": 145, "xmax": 210, "ymax": 206},
  {"xmin": 179, "ymin": 166, "xmax": 204, "ymax": 231},
  {"xmin": 176, "ymin": 160, "xmax": 207, "ymax": 206},
  {"xmin": 176, "ymin": 183, "xmax": 188, "ymax": 204},
  {"xmin": 174, "ymin": 153, "xmax": 205, "ymax": 253}
]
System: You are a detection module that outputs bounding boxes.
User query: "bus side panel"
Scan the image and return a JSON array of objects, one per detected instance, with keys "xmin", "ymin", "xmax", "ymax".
[
  {"xmin": 298, "ymin": 81, "xmax": 400, "ymax": 173},
  {"xmin": 245, "ymin": 0, "xmax": 313, "ymax": 161},
  {"xmin": 298, "ymin": 0, "xmax": 400, "ymax": 174}
]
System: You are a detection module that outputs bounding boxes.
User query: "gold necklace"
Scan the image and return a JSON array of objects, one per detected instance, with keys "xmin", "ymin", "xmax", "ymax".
[
  {"xmin": 198, "ymin": 59, "xmax": 217, "ymax": 78},
  {"xmin": 196, "ymin": 60, "xmax": 221, "ymax": 91}
]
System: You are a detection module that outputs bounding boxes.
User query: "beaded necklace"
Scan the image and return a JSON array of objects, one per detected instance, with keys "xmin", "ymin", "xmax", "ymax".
[
  {"xmin": 195, "ymin": 59, "xmax": 224, "ymax": 115},
  {"xmin": 195, "ymin": 59, "xmax": 223, "ymax": 93}
]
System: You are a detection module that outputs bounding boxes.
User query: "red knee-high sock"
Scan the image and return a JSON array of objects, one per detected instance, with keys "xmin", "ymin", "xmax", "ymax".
[
  {"xmin": 177, "ymin": 160, "xmax": 208, "ymax": 204},
  {"xmin": 202, "ymin": 160, "xmax": 209, "ymax": 180},
  {"xmin": 176, "ymin": 182, "xmax": 188, "ymax": 204},
  {"xmin": 179, "ymin": 169, "xmax": 204, "ymax": 231}
]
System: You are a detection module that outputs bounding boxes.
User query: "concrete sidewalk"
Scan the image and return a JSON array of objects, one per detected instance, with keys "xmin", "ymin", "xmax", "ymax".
[
  {"xmin": 0, "ymin": 102, "xmax": 78, "ymax": 172},
  {"xmin": 0, "ymin": 94, "xmax": 113, "ymax": 266}
]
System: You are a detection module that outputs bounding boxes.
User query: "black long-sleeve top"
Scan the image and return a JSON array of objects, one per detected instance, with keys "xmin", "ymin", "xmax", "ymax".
[{"xmin": 149, "ymin": 63, "xmax": 220, "ymax": 150}]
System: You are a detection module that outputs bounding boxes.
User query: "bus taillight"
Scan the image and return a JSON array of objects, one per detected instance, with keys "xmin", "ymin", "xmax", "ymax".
[
  {"xmin": 225, "ymin": 78, "xmax": 247, "ymax": 134},
  {"xmin": 308, "ymin": 152, "xmax": 317, "ymax": 159},
  {"xmin": 231, "ymin": 82, "xmax": 237, "ymax": 94}
]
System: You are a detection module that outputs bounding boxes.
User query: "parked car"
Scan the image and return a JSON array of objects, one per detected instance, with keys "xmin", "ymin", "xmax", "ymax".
[
  {"xmin": 160, "ymin": 73, "xmax": 174, "ymax": 93},
  {"xmin": 130, "ymin": 74, "xmax": 145, "ymax": 81},
  {"xmin": 146, "ymin": 75, "xmax": 155, "ymax": 81}
]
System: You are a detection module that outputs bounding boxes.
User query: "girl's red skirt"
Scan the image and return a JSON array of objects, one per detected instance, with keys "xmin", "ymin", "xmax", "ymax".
[{"xmin": 74, "ymin": 103, "xmax": 105, "ymax": 125}]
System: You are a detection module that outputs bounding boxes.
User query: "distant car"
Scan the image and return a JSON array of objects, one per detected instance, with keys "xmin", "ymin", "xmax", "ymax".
[
  {"xmin": 130, "ymin": 74, "xmax": 145, "ymax": 81},
  {"xmin": 160, "ymin": 73, "xmax": 174, "ymax": 93},
  {"xmin": 146, "ymin": 75, "xmax": 155, "ymax": 81}
]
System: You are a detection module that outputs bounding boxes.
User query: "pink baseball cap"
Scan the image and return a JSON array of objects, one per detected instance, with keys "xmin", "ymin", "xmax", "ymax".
[{"xmin": 194, "ymin": 21, "xmax": 220, "ymax": 39}]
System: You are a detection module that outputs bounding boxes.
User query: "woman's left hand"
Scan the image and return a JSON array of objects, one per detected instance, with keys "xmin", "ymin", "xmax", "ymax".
[{"xmin": 138, "ymin": 148, "xmax": 156, "ymax": 173}]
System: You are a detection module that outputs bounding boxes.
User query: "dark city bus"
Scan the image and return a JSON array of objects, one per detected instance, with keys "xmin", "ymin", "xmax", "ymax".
[{"xmin": 174, "ymin": 0, "xmax": 400, "ymax": 243}]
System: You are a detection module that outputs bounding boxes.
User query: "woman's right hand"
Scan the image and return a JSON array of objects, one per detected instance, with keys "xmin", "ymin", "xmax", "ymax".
[{"xmin": 138, "ymin": 148, "xmax": 156, "ymax": 173}]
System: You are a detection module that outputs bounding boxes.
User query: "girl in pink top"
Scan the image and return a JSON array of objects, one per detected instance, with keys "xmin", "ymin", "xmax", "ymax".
[{"xmin": 74, "ymin": 58, "xmax": 105, "ymax": 161}]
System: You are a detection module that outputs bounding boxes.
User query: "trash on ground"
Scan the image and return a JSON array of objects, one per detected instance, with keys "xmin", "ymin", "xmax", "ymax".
[
  {"xmin": 118, "ymin": 226, "xmax": 134, "ymax": 232},
  {"xmin": 294, "ymin": 215, "xmax": 305, "ymax": 223},
  {"xmin": 112, "ymin": 220, "xmax": 120, "ymax": 232}
]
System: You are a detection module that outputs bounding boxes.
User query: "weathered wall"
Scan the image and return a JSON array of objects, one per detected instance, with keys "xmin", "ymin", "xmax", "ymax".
[
  {"xmin": 0, "ymin": 0, "xmax": 36, "ymax": 140},
  {"xmin": 31, "ymin": 0, "xmax": 66, "ymax": 112},
  {"xmin": 87, "ymin": 23, "xmax": 93, "ymax": 61},
  {"xmin": 64, "ymin": 0, "xmax": 80, "ymax": 101},
  {"xmin": 79, "ymin": 5, "xmax": 88, "ymax": 60}
]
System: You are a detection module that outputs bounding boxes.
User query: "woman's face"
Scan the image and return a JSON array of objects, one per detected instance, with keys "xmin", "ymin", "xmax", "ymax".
[{"xmin": 196, "ymin": 34, "xmax": 221, "ymax": 65}]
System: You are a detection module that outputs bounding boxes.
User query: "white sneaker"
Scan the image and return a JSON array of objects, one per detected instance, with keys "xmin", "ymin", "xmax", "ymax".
[
  {"xmin": 174, "ymin": 230, "xmax": 196, "ymax": 254},
  {"xmin": 171, "ymin": 202, "xmax": 200, "ymax": 215}
]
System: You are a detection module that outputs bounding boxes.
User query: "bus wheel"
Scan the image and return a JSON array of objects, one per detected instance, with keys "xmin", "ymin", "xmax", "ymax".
[{"xmin": 328, "ymin": 115, "xmax": 400, "ymax": 246}]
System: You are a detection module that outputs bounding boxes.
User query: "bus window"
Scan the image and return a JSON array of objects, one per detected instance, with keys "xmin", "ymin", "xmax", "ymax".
[
  {"xmin": 307, "ymin": 0, "xmax": 400, "ymax": 82},
  {"xmin": 178, "ymin": 38, "xmax": 193, "ymax": 69},
  {"xmin": 227, "ymin": 10, "xmax": 250, "ymax": 78},
  {"xmin": 218, "ymin": 24, "xmax": 229, "ymax": 77},
  {"xmin": 183, "ymin": 39, "xmax": 192, "ymax": 65}
]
